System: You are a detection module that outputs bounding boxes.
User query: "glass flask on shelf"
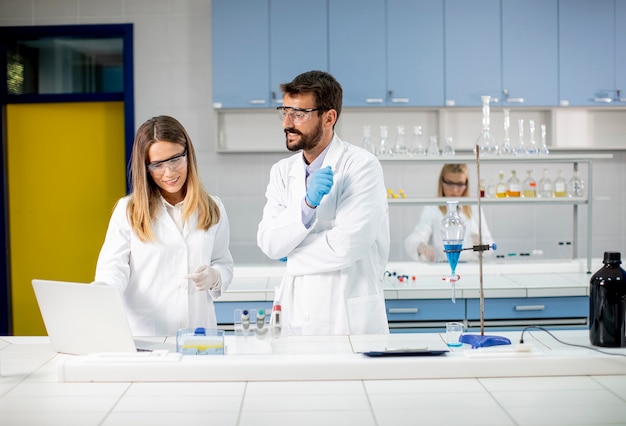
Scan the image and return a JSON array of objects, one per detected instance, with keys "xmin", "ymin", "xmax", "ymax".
[
  {"xmin": 393, "ymin": 125, "xmax": 408, "ymax": 156},
  {"xmin": 568, "ymin": 169, "xmax": 585, "ymax": 197},
  {"xmin": 410, "ymin": 125, "xmax": 426, "ymax": 156},
  {"xmin": 506, "ymin": 170, "xmax": 521, "ymax": 197},
  {"xmin": 495, "ymin": 171, "xmax": 507, "ymax": 198},
  {"xmin": 537, "ymin": 169, "xmax": 553, "ymax": 198},
  {"xmin": 527, "ymin": 120, "xmax": 538, "ymax": 155},
  {"xmin": 377, "ymin": 125, "xmax": 392, "ymax": 156},
  {"xmin": 486, "ymin": 179, "xmax": 496, "ymax": 198},
  {"xmin": 475, "ymin": 95, "xmax": 498, "ymax": 156},
  {"xmin": 427, "ymin": 135, "xmax": 440, "ymax": 156},
  {"xmin": 361, "ymin": 125, "xmax": 375, "ymax": 154},
  {"xmin": 539, "ymin": 124, "xmax": 549, "ymax": 155},
  {"xmin": 442, "ymin": 136, "xmax": 455, "ymax": 156},
  {"xmin": 500, "ymin": 108, "xmax": 513, "ymax": 155},
  {"xmin": 514, "ymin": 118, "xmax": 527, "ymax": 155},
  {"xmin": 439, "ymin": 200, "xmax": 466, "ymax": 303},
  {"xmin": 522, "ymin": 170, "xmax": 537, "ymax": 198},
  {"xmin": 553, "ymin": 170, "xmax": 568, "ymax": 197}
]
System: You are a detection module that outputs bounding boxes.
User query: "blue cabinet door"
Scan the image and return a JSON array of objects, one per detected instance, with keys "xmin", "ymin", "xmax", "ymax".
[
  {"xmin": 329, "ymin": 0, "xmax": 387, "ymax": 107},
  {"xmin": 501, "ymin": 0, "xmax": 558, "ymax": 107},
  {"xmin": 444, "ymin": 0, "xmax": 501, "ymax": 106},
  {"xmin": 269, "ymin": 0, "xmax": 328, "ymax": 107},
  {"xmin": 387, "ymin": 0, "xmax": 444, "ymax": 106},
  {"xmin": 212, "ymin": 0, "xmax": 270, "ymax": 108},
  {"xmin": 559, "ymin": 0, "xmax": 615, "ymax": 106}
]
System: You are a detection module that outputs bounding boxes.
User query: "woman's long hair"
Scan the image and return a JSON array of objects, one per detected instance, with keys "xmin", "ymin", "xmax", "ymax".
[
  {"xmin": 437, "ymin": 163, "xmax": 472, "ymax": 219},
  {"xmin": 126, "ymin": 115, "xmax": 220, "ymax": 242}
]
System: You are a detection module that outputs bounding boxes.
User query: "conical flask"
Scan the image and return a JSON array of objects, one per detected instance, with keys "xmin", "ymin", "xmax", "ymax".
[
  {"xmin": 440, "ymin": 200, "xmax": 466, "ymax": 302},
  {"xmin": 475, "ymin": 96, "xmax": 497, "ymax": 156}
]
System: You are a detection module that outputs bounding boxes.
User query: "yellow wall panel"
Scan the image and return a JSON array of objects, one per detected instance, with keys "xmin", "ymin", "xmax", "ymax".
[{"xmin": 7, "ymin": 102, "xmax": 126, "ymax": 335}]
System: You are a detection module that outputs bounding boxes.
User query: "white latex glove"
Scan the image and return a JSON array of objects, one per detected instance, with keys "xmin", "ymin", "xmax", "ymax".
[
  {"xmin": 184, "ymin": 264, "xmax": 221, "ymax": 292},
  {"xmin": 417, "ymin": 243, "xmax": 436, "ymax": 262}
]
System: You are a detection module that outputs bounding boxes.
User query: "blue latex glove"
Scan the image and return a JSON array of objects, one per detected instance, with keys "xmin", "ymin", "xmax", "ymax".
[{"xmin": 305, "ymin": 166, "xmax": 334, "ymax": 207}]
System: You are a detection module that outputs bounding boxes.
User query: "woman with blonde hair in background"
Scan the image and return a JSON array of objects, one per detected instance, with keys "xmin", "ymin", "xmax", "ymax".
[{"xmin": 405, "ymin": 163, "xmax": 494, "ymax": 263}]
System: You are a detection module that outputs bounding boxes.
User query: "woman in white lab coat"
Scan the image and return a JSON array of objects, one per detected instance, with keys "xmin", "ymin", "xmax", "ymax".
[
  {"xmin": 404, "ymin": 163, "xmax": 494, "ymax": 263},
  {"xmin": 257, "ymin": 70, "xmax": 390, "ymax": 336},
  {"xmin": 95, "ymin": 116, "xmax": 233, "ymax": 336}
]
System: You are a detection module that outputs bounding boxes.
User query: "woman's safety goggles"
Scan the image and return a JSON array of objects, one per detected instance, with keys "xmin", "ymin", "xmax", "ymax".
[{"xmin": 147, "ymin": 149, "xmax": 187, "ymax": 175}]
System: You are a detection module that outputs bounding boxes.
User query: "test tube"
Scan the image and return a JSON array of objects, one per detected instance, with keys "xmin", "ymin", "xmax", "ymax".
[
  {"xmin": 270, "ymin": 305, "xmax": 281, "ymax": 338},
  {"xmin": 256, "ymin": 309, "xmax": 266, "ymax": 330},
  {"xmin": 241, "ymin": 309, "xmax": 250, "ymax": 330}
]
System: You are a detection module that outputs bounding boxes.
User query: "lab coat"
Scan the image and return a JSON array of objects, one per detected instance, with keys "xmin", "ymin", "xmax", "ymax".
[
  {"xmin": 257, "ymin": 135, "xmax": 390, "ymax": 336},
  {"xmin": 404, "ymin": 205, "xmax": 494, "ymax": 263},
  {"xmin": 95, "ymin": 195, "xmax": 233, "ymax": 336}
]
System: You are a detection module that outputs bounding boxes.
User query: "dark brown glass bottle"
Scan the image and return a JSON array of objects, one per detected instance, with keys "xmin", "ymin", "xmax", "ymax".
[{"xmin": 589, "ymin": 252, "xmax": 626, "ymax": 347}]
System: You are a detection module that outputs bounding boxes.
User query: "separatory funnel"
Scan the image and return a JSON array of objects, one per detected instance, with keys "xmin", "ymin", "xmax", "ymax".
[{"xmin": 440, "ymin": 200, "xmax": 466, "ymax": 302}]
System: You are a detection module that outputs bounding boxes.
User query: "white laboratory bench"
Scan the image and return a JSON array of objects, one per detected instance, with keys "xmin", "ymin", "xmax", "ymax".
[
  {"xmin": 1, "ymin": 330, "xmax": 625, "ymax": 425},
  {"xmin": 217, "ymin": 259, "xmax": 596, "ymax": 331}
]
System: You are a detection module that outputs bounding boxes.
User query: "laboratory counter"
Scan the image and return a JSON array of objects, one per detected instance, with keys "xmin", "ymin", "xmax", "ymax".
[
  {"xmin": 1, "ymin": 330, "xmax": 625, "ymax": 425},
  {"xmin": 218, "ymin": 259, "xmax": 596, "ymax": 331}
]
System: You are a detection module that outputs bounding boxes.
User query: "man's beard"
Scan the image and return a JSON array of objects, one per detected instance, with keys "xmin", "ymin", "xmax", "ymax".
[{"xmin": 284, "ymin": 120, "xmax": 323, "ymax": 152}]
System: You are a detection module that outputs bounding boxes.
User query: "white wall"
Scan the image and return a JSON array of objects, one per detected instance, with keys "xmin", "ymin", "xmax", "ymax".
[{"xmin": 2, "ymin": 0, "xmax": 624, "ymax": 265}]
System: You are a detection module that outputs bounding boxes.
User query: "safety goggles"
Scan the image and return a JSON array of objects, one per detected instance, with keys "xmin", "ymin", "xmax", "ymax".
[{"xmin": 147, "ymin": 149, "xmax": 187, "ymax": 175}]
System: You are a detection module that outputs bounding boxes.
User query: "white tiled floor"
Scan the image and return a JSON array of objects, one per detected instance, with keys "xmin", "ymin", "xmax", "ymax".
[{"xmin": 1, "ymin": 337, "xmax": 626, "ymax": 425}]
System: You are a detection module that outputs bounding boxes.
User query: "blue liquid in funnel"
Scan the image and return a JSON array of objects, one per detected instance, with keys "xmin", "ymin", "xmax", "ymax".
[{"xmin": 444, "ymin": 243, "xmax": 463, "ymax": 275}]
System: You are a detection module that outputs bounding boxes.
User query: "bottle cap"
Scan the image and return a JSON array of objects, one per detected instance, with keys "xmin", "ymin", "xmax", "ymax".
[{"xmin": 603, "ymin": 251, "xmax": 622, "ymax": 264}]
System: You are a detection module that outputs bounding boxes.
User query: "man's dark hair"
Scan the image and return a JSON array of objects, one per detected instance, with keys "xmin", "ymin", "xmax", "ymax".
[{"xmin": 280, "ymin": 70, "xmax": 342, "ymax": 121}]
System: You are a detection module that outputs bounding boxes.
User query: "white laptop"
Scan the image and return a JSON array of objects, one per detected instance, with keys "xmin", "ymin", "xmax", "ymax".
[{"xmin": 32, "ymin": 279, "xmax": 172, "ymax": 355}]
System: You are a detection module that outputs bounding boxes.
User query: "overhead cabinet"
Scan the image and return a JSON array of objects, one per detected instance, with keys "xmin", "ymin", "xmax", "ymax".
[
  {"xmin": 211, "ymin": 0, "xmax": 328, "ymax": 109},
  {"xmin": 559, "ymin": 0, "xmax": 626, "ymax": 106}
]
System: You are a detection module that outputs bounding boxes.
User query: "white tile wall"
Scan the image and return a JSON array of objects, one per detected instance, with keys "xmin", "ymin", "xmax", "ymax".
[{"xmin": 1, "ymin": 0, "xmax": 625, "ymax": 265}]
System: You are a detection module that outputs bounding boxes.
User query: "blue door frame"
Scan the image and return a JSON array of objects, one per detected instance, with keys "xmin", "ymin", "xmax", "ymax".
[{"xmin": 0, "ymin": 24, "xmax": 134, "ymax": 335}]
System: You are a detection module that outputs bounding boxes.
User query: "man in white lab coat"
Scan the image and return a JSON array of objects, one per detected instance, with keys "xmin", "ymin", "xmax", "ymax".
[{"xmin": 257, "ymin": 71, "xmax": 390, "ymax": 335}]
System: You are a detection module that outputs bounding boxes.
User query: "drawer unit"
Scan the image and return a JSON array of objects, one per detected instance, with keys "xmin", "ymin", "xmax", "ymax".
[
  {"xmin": 466, "ymin": 296, "xmax": 589, "ymax": 327},
  {"xmin": 385, "ymin": 299, "xmax": 465, "ymax": 322}
]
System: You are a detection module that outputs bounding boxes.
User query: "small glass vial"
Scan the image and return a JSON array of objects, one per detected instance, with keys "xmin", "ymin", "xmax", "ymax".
[
  {"xmin": 514, "ymin": 118, "xmax": 527, "ymax": 155},
  {"xmin": 539, "ymin": 124, "xmax": 549, "ymax": 155},
  {"xmin": 411, "ymin": 125, "xmax": 426, "ymax": 156},
  {"xmin": 500, "ymin": 108, "xmax": 513, "ymax": 155},
  {"xmin": 427, "ymin": 135, "xmax": 440, "ymax": 156},
  {"xmin": 506, "ymin": 170, "xmax": 521, "ymax": 197},
  {"xmin": 442, "ymin": 136, "xmax": 455, "ymax": 156},
  {"xmin": 378, "ymin": 125, "xmax": 392, "ymax": 156},
  {"xmin": 553, "ymin": 170, "xmax": 568, "ymax": 197},
  {"xmin": 537, "ymin": 169, "xmax": 553, "ymax": 198},
  {"xmin": 568, "ymin": 169, "xmax": 585, "ymax": 197},
  {"xmin": 522, "ymin": 170, "xmax": 537, "ymax": 198},
  {"xmin": 479, "ymin": 179, "xmax": 485, "ymax": 198},
  {"xmin": 393, "ymin": 125, "xmax": 408, "ymax": 156},
  {"xmin": 495, "ymin": 171, "xmax": 507, "ymax": 198},
  {"xmin": 527, "ymin": 120, "xmax": 538, "ymax": 155},
  {"xmin": 361, "ymin": 125, "xmax": 375, "ymax": 154}
]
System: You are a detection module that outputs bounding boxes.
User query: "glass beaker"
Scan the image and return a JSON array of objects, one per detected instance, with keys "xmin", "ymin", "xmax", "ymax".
[
  {"xmin": 440, "ymin": 200, "xmax": 466, "ymax": 303},
  {"xmin": 475, "ymin": 95, "xmax": 498, "ymax": 156}
]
